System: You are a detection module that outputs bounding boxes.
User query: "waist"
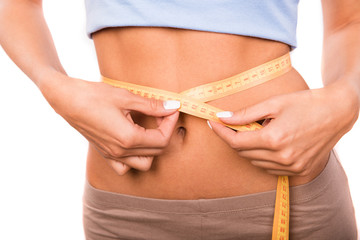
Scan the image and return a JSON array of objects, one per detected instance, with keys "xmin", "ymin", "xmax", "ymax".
[{"xmin": 87, "ymin": 27, "xmax": 309, "ymax": 199}]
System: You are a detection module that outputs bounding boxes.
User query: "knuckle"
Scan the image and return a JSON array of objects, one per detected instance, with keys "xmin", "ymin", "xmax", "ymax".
[
  {"xmin": 291, "ymin": 161, "xmax": 307, "ymax": 175},
  {"xmin": 228, "ymin": 138, "xmax": 238, "ymax": 149},
  {"xmin": 148, "ymin": 97, "xmax": 161, "ymax": 112},
  {"xmin": 120, "ymin": 139, "xmax": 133, "ymax": 149},
  {"xmin": 118, "ymin": 129, "xmax": 137, "ymax": 149},
  {"xmin": 108, "ymin": 146, "xmax": 125, "ymax": 158},
  {"xmin": 278, "ymin": 149, "xmax": 295, "ymax": 165},
  {"xmin": 264, "ymin": 130, "xmax": 286, "ymax": 149}
]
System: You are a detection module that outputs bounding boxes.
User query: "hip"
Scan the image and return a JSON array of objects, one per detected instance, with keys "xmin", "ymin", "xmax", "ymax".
[{"xmin": 83, "ymin": 150, "xmax": 357, "ymax": 239}]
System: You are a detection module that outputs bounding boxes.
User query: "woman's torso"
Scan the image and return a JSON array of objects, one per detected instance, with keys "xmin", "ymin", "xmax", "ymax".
[{"xmin": 86, "ymin": 27, "xmax": 323, "ymax": 200}]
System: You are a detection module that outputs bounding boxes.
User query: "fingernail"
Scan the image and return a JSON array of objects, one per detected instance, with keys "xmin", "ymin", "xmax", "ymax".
[
  {"xmin": 216, "ymin": 111, "xmax": 233, "ymax": 118},
  {"xmin": 207, "ymin": 120, "xmax": 212, "ymax": 130},
  {"xmin": 163, "ymin": 100, "xmax": 181, "ymax": 110}
]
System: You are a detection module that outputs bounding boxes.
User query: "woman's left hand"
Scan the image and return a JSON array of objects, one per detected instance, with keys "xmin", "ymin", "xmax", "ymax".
[{"xmin": 208, "ymin": 84, "xmax": 359, "ymax": 176}]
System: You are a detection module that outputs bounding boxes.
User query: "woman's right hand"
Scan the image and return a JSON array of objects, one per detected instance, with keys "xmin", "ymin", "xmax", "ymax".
[{"xmin": 42, "ymin": 74, "xmax": 180, "ymax": 175}]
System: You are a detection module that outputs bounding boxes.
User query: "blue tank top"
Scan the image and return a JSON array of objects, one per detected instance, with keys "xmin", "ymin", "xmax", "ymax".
[{"xmin": 85, "ymin": 0, "xmax": 300, "ymax": 48}]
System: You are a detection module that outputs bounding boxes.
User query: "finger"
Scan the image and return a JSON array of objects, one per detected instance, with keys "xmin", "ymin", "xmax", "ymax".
[
  {"xmin": 209, "ymin": 120, "xmax": 269, "ymax": 150},
  {"xmin": 120, "ymin": 156, "xmax": 154, "ymax": 171},
  {"xmin": 84, "ymin": 126, "xmax": 166, "ymax": 158},
  {"xmin": 77, "ymin": 120, "xmax": 164, "ymax": 157},
  {"xmin": 237, "ymin": 149, "xmax": 278, "ymax": 163},
  {"xmin": 108, "ymin": 160, "xmax": 131, "ymax": 176},
  {"xmin": 239, "ymin": 148, "xmax": 308, "ymax": 172},
  {"xmin": 265, "ymin": 169, "xmax": 297, "ymax": 176},
  {"xmin": 216, "ymin": 98, "xmax": 280, "ymax": 126},
  {"xmin": 85, "ymin": 113, "xmax": 175, "ymax": 157},
  {"xmin": 248, "ymin": 158, "xmax": 296, "ymax": 176},
  {"xmin": 249, "ymin": 157, "xmax": 311, "ymax": 176},
  {"xmin": 250, "ymin": 159, "xmax": 288, "ymax": 170},
  {"xmin": 114, "ymin": 147, "xmax": 165, "ymax": 158},
  {"xmin": 125, "ymin": 91, "xmax": 180, "ymax": 117},
  {"xmin": 132, "ymin": 111, "xmax": 179, "ymax": 148}
]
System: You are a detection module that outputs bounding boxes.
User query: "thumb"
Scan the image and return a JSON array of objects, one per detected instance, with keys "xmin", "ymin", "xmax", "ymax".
[
  {"xmin": 125, "ymin": 92, "xmax": 181, "ymax": 117},
  {"xmin": 216, "ymin": 99, "xmax": 278, "ymax": 126}
]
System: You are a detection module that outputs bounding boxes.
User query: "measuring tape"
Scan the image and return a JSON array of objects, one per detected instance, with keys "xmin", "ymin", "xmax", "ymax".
[{"xmin": 102, "ymin": 53, "xmax": 291, "ymax": 239}]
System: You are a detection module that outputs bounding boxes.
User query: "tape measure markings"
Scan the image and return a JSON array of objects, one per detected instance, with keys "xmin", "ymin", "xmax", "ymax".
[
  {"xmin": 102, "ymin": 77, "xmax": 262, "ymax": 131},
  {"xmin": 102, "ymin": 53, "xmax": 291, "ymax": 239},
  {"xmin": 272, "ymin": 175, "xmax": 290, "ymax": 240},
  {"xmin": 180, "ymin": 54, "xmax": 292, "ymax": 102}
]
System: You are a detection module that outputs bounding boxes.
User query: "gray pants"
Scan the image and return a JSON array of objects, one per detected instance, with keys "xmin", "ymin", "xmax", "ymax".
[{"xmin": 83, "ymin": 150, "xmax": 357, "ymax": 240}]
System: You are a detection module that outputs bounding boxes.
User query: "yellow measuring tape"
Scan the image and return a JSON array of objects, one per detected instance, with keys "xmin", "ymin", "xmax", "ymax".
[{"xmin": 102, "ymin": 53, "xmax": 291, "ymax": 239}]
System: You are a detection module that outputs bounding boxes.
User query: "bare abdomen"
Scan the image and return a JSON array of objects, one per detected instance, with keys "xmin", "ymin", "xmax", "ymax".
[{"xmin": 86, "ymin": 27, "xmax": 309, "ymax": 199}]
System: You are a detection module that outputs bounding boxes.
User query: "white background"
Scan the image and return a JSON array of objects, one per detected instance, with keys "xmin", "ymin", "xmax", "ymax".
[{"xmin": 0, "ymin": 1, "xmax": 359, "ymax": 239}]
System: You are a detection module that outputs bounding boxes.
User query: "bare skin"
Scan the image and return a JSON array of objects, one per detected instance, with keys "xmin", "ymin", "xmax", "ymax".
[
  {"xmin": 0, "ymin": 0, "xmax": 359, "ymax": 201},
  {"xmin": 87, "ymin": 27, "xmax": 321, "ymax": 199}
]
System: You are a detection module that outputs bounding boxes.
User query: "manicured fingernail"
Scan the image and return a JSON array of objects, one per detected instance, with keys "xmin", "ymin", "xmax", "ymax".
[
  {"xmin": 163, "ymin": 100, "xmax": 181, "ymax": 110},
  {"xmin": 207, "ymin": 120, "xmax": 212, "ymax": 130},
  {"xmin": 216, "ymin": 111, "xmax": 233, "ymax": 118}
]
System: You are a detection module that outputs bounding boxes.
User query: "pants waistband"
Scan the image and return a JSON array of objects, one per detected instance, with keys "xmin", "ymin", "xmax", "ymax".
[{"xmin": 83, "ymin": 150, "xmax": 339, "ymax": 214}]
